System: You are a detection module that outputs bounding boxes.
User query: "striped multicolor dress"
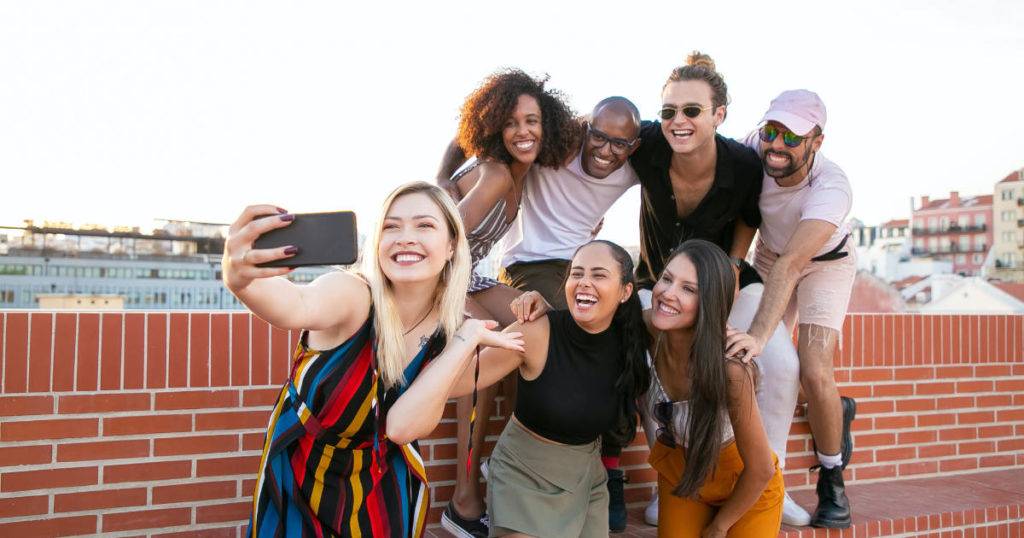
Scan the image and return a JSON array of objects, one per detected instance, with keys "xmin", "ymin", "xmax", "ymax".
[
  {"xmin": 248, "ymin": 312, "xmax": 443, "ymax": 538},
  {"xmin": 451, "ymin": 158, "xmax": 518, "ymax": 293}
]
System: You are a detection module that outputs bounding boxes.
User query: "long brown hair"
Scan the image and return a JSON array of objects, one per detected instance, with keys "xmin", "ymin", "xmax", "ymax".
[{"xmin": 664, "ymin": 239, "xmax": 736, "ymax": 498}]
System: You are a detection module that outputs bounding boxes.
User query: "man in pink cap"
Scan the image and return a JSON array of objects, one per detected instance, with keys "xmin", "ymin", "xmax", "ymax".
[{"xmin": 738, "ymin": 90, "xmax": 857, "ymax": 528}]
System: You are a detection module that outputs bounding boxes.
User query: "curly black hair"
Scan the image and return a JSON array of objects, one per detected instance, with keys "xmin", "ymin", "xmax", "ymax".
[{"xmin": 456, "ymin": 68, "xmax": 579, "ymax": 168}]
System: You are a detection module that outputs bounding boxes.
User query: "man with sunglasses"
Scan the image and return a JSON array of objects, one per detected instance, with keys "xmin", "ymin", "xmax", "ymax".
[
  {"xmin": 740, "ymin": 90, "xmax": 857, "ymax": 529},
  {"xmin": 436, "ymin": 96, "xmax": 643, "ymax": 534}
]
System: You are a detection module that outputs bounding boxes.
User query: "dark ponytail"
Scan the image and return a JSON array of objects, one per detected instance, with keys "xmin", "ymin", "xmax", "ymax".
[{"xmin": 571, "ymin": 240, "xmax": 650, "ymax": 447}]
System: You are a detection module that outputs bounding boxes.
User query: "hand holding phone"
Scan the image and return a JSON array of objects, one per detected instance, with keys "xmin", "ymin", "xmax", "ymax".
[{"xmin": 253, "ymin": 211, "xmax": 358, "ymax": 268}]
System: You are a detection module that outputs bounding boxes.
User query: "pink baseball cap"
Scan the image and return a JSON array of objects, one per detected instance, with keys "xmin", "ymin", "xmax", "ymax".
[{"xmin": 760, "ymin": 89, "xmax": 826, "ymax": 136}]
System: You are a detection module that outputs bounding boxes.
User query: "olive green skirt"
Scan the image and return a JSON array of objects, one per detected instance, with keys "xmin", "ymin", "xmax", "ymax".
[{"xmin": 486, "ymin": 418, "xmax": 608, "ymax": 537}]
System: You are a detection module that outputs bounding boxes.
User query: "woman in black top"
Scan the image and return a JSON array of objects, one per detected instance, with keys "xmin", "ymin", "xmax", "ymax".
[{"xmin": 400, "ymin": 239, "xmax": 649, "ymax": 537}]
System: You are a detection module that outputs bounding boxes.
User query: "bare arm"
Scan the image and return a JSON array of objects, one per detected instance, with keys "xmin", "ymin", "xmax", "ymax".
[
  {"xmin": 730, "ymin": 219, "xmax": 756, "ymax": 262},
  {"xmin": 746, "ymin": 219, "xmax": 837, "ymax": 351},
  {"xmin": 386, "ymin": 319, "xmax": 527, "ymax": 444},
  {"xmin": 222, "ymin": 205, "xmax": 369, "ymax": 333},
  {"xmin": 436, "ymin": 138, "xmax": 467, "ymax": 200},
  {"xmin": 706, "ymin": 361, "xmax": 776, "ymax": 535},
  {"xmin": 457, "ymin": 162, "xmax": 514, "ymax": 233},
  {"xmin": 447, "ymin": 316, "xmax": 550, "ymax": 397}
]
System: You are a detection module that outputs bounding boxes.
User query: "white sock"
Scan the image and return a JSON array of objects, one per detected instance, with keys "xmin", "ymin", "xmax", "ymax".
[{"xmin": 817, "ymin": 451, "xmax": 842, "ymax": 469}]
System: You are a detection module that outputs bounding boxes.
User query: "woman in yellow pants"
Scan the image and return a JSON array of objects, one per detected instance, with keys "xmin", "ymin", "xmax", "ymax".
[{"xmin": 641, "ymin": 240, "xmax": 784, "ymax": 537}]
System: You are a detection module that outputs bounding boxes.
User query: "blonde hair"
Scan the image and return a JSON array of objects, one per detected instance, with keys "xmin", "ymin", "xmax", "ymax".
[
  {"xmin": 664, "ymin": 50, "xmax": 730, "ymax": 119},
  {"xmin": 360, "ymin": 181, "xmax": 471, "ymax": 389}
]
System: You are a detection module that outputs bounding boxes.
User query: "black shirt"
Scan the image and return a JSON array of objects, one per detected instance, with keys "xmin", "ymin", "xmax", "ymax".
[
  {"xmin": 515, "ymin": 310, "xmax": 624, "ymax": 445},
  {"xmin": 630, "ymin": 121, "xmax": 763, "ymax": 289}
]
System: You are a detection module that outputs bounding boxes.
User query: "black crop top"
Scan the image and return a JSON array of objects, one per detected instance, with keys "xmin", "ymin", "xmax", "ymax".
[{"xmin": 514, "ymin": 310, "xmax": 625, "ymax": 445}]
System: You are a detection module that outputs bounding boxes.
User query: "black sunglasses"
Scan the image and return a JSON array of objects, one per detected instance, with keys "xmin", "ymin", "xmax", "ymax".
[
  {"xmin": 586, "ymin": 125, "xmax": 638, "ymax": 155},
  {"xmin": 659, "ymin": 104, "xmax": 712, "ymax": 121}
]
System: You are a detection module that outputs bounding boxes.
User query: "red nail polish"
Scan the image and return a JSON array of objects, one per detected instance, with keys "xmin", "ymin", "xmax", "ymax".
[
  {"xmin": 276, "ymin": 207, "xmax": 288, "ymax": 213},
  {"xmin": 280, "ymin": 214, "xmax": 295, "ymax": 222},
  {"xmin": 284, "ymin": 246, "xmax": 299, "ymax": 255}
]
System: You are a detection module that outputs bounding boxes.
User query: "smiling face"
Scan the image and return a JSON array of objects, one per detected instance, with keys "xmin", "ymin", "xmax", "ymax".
[
  {"xmin": 581, "ymin": 105, "xmax": 640, "ymax": 179},
  {"xmin": 501, "ymin": 93, "xmax": 543, "ymax": 165},
  {"xmin": 760, "ymin": 121, "xmax": 823, "ymax": 180},
  {"xmin": 377, "ymin": 192, "xmax": 454, "ymax": 285},
  {"xmin": 650, "ymin": 253, "xmax": 700, "ymax": 332},
  {"xmin": 565, "ymin": 242, "xmax": 632, "ymax": 333},
  {"xmin": 660, "ymin": 80, "xmax": 724, "ymax": 155}
]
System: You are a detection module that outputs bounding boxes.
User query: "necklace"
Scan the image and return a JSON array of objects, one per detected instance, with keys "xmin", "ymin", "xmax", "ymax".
[{"xmin": 403, "ymin": 303, "xmax": 434, "ymax": 347}]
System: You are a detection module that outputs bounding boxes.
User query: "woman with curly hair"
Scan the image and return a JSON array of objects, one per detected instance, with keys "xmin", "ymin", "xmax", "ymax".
[{"xmin": 440, "ymin": 68, "xmax": 581, "ymax": 538}]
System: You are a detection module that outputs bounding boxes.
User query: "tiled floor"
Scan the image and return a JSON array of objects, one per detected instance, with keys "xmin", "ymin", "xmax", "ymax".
[{"xmin": 425, "ymin": 469, "xmax": 1024, "ymax": 537}]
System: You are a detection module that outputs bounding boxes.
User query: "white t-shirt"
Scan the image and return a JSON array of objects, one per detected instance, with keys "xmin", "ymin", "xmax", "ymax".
[
  {"xmin": 500, "ymin": 151, "xmax": 639, "ymax": 266},
  {"xmin": 742, "ymin": 132, "xmax": 852, "ymax": 257}
]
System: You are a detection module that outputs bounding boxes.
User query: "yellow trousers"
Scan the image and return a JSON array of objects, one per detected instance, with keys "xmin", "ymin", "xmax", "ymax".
[{"xmin": 649, "ymin": 440, "xmax": 784, "ymax": 537}]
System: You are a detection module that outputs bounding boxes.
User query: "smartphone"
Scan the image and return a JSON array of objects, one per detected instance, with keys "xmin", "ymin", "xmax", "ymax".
[{"xmin": 253, "ymin": 211, "xmax": 358, "ymax": 267}]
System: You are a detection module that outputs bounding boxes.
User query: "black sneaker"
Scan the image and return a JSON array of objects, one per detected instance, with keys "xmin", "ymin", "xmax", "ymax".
[
  {"xmin": 839, "ymin": 396, "xmax": 856, "ymax": 470},
  {"xmin": 440, "ymin": 501, "xmax": 489, "ymax": 538},
  {"xmin": 607, "ymin": 468, "xmax": 627, "ymax": 533},
  {"xmin": 810, "ymin": 465, "xmax": 852, "ymax": 528}
]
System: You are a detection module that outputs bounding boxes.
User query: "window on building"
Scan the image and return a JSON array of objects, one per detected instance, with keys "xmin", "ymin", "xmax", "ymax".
[
  {"xmin": 976, "ymin": 214, "xmax": 987, "ymax": 226},
  {"xmin": 973, "ymin": 254, "xmax": 984, "ymax": 264},
  {"xmin": 928, "ymin": 217, "xmax": 938, "ymax": 231},
  {"xmin": 975, "ymin": 235, "xmax": 986, "ymax": 249},
  {"xmin": 958, "ymin": 215, "xmax": 969, "ymax": 228},
  {"xmin": 1003, "ymin": 210, "xmax": 1016, "ymax": 222},
  {"xmin": 939, "ymin": 216, "xmax": 950, "ymax": 230},
  {"xmin": 956, "ymin": 254, "xmax": 966, "ymax": 263},
  {"xmin": 959, "ymin": 237, "xmax": 970, "ymax": 251},
  {"xmin": 1002, "ymin": 189, "xmax": 1015, "ymax": 201},
  {"xmin": 1003, "ymin": 231, "xmax": 1017, "ymax": 242},
  {"xmin": 929, "ymin": 237, "xmax": 938, "ymax": 250}
]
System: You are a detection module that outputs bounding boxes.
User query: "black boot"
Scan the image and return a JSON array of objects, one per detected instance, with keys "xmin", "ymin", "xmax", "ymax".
[
  {"xmin": 839, "ymin": 396, "xmax": 856, "ymax": 469},
  {"xmin": 810, "ymin": 465, "xmax": 851, "ymax": 528},
  {"xmin": 607, "ymin": 468, "xmax": 627, "ymax": 533}
]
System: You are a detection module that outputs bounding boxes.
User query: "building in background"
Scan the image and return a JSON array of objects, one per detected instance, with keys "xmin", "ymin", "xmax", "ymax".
[
  {"xmin": 987, "ymin": 167, "xmax": 1024, "ymax": 283},
  {"xmin": 910, "ymin": 191, "xmax": 993, "ymax": 276}
]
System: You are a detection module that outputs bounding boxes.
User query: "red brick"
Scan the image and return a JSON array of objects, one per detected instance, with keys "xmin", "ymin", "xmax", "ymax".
[
  {"xmin": 975, "ymin": 365, "xmax": 1012, "ymax": 377},
  {"xmin": 895, "ymin": 367, "xmax": 934, "ymax": 380},
  {"xmin": 59, "ymin": 393, "xmax": 151, "ymax": 413},
  {"xmin": 935, "ymin": 366, "xmax": 973, "ymax": 378},
  {"xmin": 196, "ymin": 501, "xmax": 251, "ymax": 524},
  {"xmin": 859, "ymin": 400, "xmax": 896, "ymax": 414},
  {"xmin": 190, "ymin": 313, "xmax": 211, "ymax": 387},
  {"xmin": 938, "ymin": 396, "xmax": 976, "ymax": 409},
  {"xmin": 54, "ymin": 487, "xmax": 147, "ymax": 512},
  {"xmin": 103, "ymin": 460, "xmax": 192, "ymax": 484},
  {"xmin": 100, "ymin": 312, "xmax": 124, "ymax": 390},
  {"xmin": 875, "ymin": 415, "xmax": 916, "ymax": 430},
  {"xmin": 897, "ymin": 398, "xmax": 936, "ymax": 412},
  {"xmin": 123, "ymin": 313, "xmax": 146, "ymax": 389},
  {"xmin": 959, "ymin": 441, "xmax": 995, "ymax": 455},
  {"xmin": 153, "ymin": 480, "xmax": 237, "ymax": 504},
  {"xmin": 196, "ymin": 410, "xmax": 269, "ymax": 431},
  {"xmin": 876, "ymin": 446, "xmax": 916, "ymax": 461},
  {"xmin": 147, "ymin": 312, "xmax": 168, "ymax": 389},
  {"xmin": 3, "ymin": 312, "xmax": 28, "ymax": 393},
  {"xmin": 251, "ymin": 317, "xmax": 270, "ymax": 385},
  {"xmin": 242, "ymin": 432, "xmax": 266, "ymax": 451},
  {"xmin": 53, "ymin": 313, "xmax": 78, "ymax": 391},
  {"xmin": 243, "ymin": 388, "xmax": 281, "ymax": 407},
  {"xmin": 959, "ymin": 411, "xmax": 995, "ymax": 424},
  {"xmin": 0, "ymin": 417, "xmax": 97, "ymax": 441},
  {"xmin": 919, "ymin": 444, "xmax": 957, "ymax": 458},
  {"xmin": 270, "ymin": 326, "xmax": 292, "ymax": 384},
  {"xmin": 154, "ymin": 434, "xmax": 238, "ymax": 456},
  {"xmin": 168, "ymin": 313, "xmax": 189, "ymax": 387},
  {"xmin": 0, "ymin": 444, "xmax": 52, "ymax": 466},
  {"xmin": 916, "ymin": 382, "xmax": 955, "ymax": 395},
  {"xmin": 851, "ymin": 368, "xmax": 894, "ymax": 382},
  {"xmin": 856, "ymin": 432, "xmax": 896, "ymax": 447},
  {"xmin": 980, "ymin": 455, "xmax": 1015, "ymax": 468},
  {"xmin": 939, "ymin": 457, "xmax": 978, "ymax": 472},
  {"xmin": 155, "ymin": 389, "xmax": 239, "ymax": 410},
  {"xmin": 210, "ymin": 313, "xmax": 231, "ymax": 386},
  {"xmin": 997, "ymin": 439, "xmax": 1024, "ymax": 451},
  {"xmin": 978, "ymin": 425, "xmax": 1013, "ymax": 438},
  {"xmin": 58, "ymin": 439, "xmax": 150, "ymax": 462},
  {"xmin": 899, "ymin": 461, "xmax": 938, "ymax": 475},
  {"xmin": 874, "ymin": 383, "xmax": 915, "ymax": 397},
  {"xmin": 939, "ymin": 427, "xmax": 978, "ymax": 441},
  {"xmin": 898, "ymin": 430, "xmax": 938, "ymax": 444},
  {"xmin": 104, "ymin": 413, "xmax": 192, "ymax": 436},
  {"xmin": 0, "ymin": 395, "xmax": 54, "ymax": 416},
  {"xmin": 196, "ymin": 455, "xmax": 262, "ymax": 477},
  {"xmin": 230, "ymin": 312, "xmax": 250, "ymax": 386},
  {"xmin": 0, "ymin": 515, "xmax": 96, "ymax": 536},
  {"xmin": 76, "ymin": 313, "xmax": 100, "ymax": 391},
  {"xmin": 0, "ymin": 494, "xmax": 48, "ymax": 518},
  {"xmin": 977, "ymin": 395, "xmax": 1013, "ymax": 407},
  {"xmin": 1, "ymin": 466, "xmax": 97, "ymax": 492},
  {"xmin": 918, "ymin": 413, "xmax": 957, "ymax": 427},
  {"xmin": 996, "ymin": 408, "xmax": 1024, "ymax": 421},
  {"xmin": 28, "ymin": 312, "xmax": 54, "ymax": 392},
  {"xmin": 995, "ymin": 379, "xmax": 1024, "ymax": 392},
  {"xmin": 155, "ymin": 528, "xmax": 239, "ymax": 538},
  {"xmin": 854, "ymin": 464, "xmax": 896, "ymax": 480},
  {"xmin": 957, "ymin": 380, "xmax": 995, "ymax": 393},
  {"xmin": 102, "ymin": 507, "xmax": 191, "ymax": 532}
]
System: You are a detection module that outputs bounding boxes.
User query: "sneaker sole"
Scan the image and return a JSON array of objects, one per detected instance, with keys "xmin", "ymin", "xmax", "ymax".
[
  {"xmin": 440, "ymin": 513, "xmax": 481, "ymax": 538},
  {"xmin": 811, "ymin": 515, "xmax": 852, "ymax": 529}
]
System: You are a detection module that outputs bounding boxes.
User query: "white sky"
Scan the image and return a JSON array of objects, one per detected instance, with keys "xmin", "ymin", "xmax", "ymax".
[{"xmin": 2, "ymin": 1, "xmax": 1022, "ymax": 249}]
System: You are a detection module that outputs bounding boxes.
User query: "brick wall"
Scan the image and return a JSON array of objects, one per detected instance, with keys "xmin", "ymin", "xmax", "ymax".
[{"xmin": 1, "ymin": 312, "xmax": 1022, "ymax": 537}]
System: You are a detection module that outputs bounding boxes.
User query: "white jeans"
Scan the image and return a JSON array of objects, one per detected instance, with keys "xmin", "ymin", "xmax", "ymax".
[{"xmin": 638, "ymin": 286, "xmax": 801, "ymax": 469}]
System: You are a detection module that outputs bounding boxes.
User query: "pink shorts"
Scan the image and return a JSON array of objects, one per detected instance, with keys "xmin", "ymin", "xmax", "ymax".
[{"xmin": 753, "ymin": 237, "xmax": 856, "ymax": 332}]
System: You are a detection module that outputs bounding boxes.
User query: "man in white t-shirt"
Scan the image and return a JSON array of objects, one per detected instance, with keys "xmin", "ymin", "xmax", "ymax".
[{"xmin": 741, "ymin": 90, "xmax": 857, "ymax": 529}]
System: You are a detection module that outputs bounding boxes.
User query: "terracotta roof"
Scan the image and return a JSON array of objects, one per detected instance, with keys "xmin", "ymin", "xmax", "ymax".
[
  {"xmin": 882, "ymin": 219, "xmax": 909, "ymax": 228},
  {"xmin": 917, "ymin": 194, "xmax": 993, "ymax": 211},
  {"xmin": 892, "ymin": 275, "xmax": 927, "ymax": 290},
  {"xmin": 998, "ymin": 169, "xmax": 1022, "ymax": 184},
  {"xmin": 992, "ymin": 282, "xmax": 1024, "ymax": 302}
]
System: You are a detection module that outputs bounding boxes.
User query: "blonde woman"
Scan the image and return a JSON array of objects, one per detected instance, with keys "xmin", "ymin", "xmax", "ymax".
[{"xmin": 223, "ymin": 182, "xmax": 524, "ymax": 538}]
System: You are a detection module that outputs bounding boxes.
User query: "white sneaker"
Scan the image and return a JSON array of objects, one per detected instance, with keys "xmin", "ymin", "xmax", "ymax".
[
  {"xmin": 643, "ymin": 493, "xmax": 658, "ymax": 526},
  {"xmin": 782, "ymin": 492, "xmax": 811, "ymax": 527},
  {"xmin": 479, "ymin": 458, "xmax": 489, "ymax": 481}
]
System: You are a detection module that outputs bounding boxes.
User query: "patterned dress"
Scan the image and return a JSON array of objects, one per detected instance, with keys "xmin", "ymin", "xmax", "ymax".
[
  {"xmin": 248, "ymin": 311, "xmax": 443, "ymax": 538},
  {"xmin": 452, "ymin": 158, "xmax": 518, "ymax": 293}
]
